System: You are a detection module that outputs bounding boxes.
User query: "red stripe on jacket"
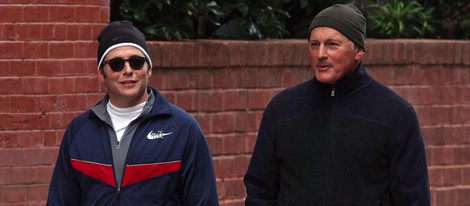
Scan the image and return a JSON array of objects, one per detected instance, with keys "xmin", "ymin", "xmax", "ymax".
[
  {"xmin": 71, "ymin": 159, "xmax": 116, "ymax": 187},
  {"xmin": 122, "ymin": 160, "xmax": 182, "ymax": 187},
  {"xmin": 71, "ymin": 159, "xmax": 182, "ymax": 187}
]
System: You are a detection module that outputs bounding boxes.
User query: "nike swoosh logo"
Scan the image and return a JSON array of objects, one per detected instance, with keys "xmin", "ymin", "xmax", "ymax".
[
  {"xmin": 147, "ymin": 130, "xmax": 173, "ymax": 140},
  {"xmin": 112, "ymin": 35, "xmax": 127, "ymax": 42}
]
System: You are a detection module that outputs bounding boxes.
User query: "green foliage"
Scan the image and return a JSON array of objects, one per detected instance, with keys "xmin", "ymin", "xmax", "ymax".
[
  {"xmin": 120, "ymin": 0, "xmax": 223, "ymax": 40},
  {"xmin": 436, "ymin": 0, "xmax": 470, "ymax": 39},
  {"xmin": 283, "ymin": 0, "xmax": 352, "ymax": 38},
  {"xmin": 367, "ymin": 0, "xmax": 437, "ymax": 38},
  {"xmin": 116, "ymin": 0, "xmax": 467, "ymax": 40},
  {"xmin": 119, "ymin": 0, "xmax": 290, "ymax": 40},
  {"xmin": 212, "ymin": 0, "xmax": 289, "ymax": 39}
]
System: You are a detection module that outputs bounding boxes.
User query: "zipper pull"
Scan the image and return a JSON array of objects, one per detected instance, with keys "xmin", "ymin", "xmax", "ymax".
[
  {"xmin": 115, "ymin": 141, "xmax": 121, "ymax": 150},
  {"xmin": 331, "ymin": 87, "xmax": 336, "ymax": 97},
  {"xmin": 116, "ymin": 188, "xmax": 121, "ymax": 199}
]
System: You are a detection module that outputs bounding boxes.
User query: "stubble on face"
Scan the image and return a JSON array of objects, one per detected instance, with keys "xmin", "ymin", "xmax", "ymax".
[
  {"xmin": 308, "ymin": 27, "xmax": 364, "ymax": 85},
  {"xmin": 99, "ymin": 46, "xmax": 152, "ymax": 108}
]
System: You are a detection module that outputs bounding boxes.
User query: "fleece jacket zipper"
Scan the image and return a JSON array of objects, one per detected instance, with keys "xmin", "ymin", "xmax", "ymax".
[{"xmin": 326, "ymin": 86, "xmax": 336, "ymax": 205}]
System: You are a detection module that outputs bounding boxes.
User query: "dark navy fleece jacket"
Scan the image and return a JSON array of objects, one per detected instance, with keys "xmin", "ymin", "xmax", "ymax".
[{"xmin": 244, "ymin": 63, "xmax": 430, "ymax": 206}]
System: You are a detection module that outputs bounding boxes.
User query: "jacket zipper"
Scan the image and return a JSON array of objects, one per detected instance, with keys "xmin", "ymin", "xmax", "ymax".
[
  {"xmin": 106, "ymin": 124, "xmax": 122, "ymax": 201},
  {"xmin": 116, "ymin": 187, "xmax": 121, "ymax": 199},
  {"xmin": 326, "ymin": 86, "xmax": 336, "ymax": 205}
]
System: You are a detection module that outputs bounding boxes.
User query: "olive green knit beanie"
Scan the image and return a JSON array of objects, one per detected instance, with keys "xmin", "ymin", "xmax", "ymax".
[{"xmin": 308, "ymin": 3, "xmax": 366, "ymax": 51}]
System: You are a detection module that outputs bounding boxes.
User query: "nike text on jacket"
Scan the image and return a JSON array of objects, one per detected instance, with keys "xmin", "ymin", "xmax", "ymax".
[{"xmin": 47, "ymin": 87, "xmax": 219, "ymax": 206}]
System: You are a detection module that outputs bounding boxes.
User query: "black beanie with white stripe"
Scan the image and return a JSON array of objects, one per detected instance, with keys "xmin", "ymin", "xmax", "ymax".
[{"xmin": 97, "ymin": 21, "xmax": 152, "ymax": 70}]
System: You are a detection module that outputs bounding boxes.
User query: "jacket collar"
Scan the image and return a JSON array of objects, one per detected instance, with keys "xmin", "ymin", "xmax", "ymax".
[
  {"xmin": 147, "ymin": 87, "xmax": 172, "ymax": 116},
  {"xmin": 90, "ymin": 87, "xmax": 172, "ymax": 121},
  {"xmin": 313, "ymin": 61, "xmax": 371, "ymax": 98}
]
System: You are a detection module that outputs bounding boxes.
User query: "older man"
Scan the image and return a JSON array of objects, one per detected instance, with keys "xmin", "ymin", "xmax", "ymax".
[{"xmin": 244, "ymin": 3, "xmax": 430, "ymax": 205}]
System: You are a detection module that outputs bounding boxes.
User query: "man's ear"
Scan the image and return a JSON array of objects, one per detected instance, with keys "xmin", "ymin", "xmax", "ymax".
[
  {"xmin": 98, "ymin": 68, "xmax": 106, "ymax": 82},
  {"xmin": 147, "ymin": 64, "xmax": 152, "ymax": 77},
  {"xmin": 355, "ymin": 48, "xmax": 365, "ymax": 61}
]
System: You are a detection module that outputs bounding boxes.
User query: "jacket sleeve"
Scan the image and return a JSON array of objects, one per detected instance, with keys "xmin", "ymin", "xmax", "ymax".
[
  {"xmin": 46, "ymin": 126, "xmax": 81, "ymax": 206},
  {"xmin": 244, "ymin": 102, "xmax": 280, "ymax": 205},
  {"xmin": 180, "ymin": 121, "xmax": 219, "ymax": 206},
  {"xmin": 388, "ymin": 106, "xmax": 431, "ymax": 205}
]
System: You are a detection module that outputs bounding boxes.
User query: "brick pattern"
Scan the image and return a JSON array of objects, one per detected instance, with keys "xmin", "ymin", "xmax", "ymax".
[
  {"xmin": 152, "ymin": 64, "xmax": 309, "ymax": 205},
  {"xmin": 364, "ymin": 40, "xmax": 470, "ymax": 206},
  {"xmin": 1, "ymin": 1, "xmax": 470, "ymax": 206},
  {"xmin": 0, "ymin": 1, "xmax": 109, "ymax": 205},
  {"xmin": 150, "ymin": 40, "xmax": 470, "ymax": 205}
]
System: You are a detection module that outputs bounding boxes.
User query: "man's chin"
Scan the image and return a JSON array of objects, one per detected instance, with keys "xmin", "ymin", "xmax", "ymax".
[{"xmin": 314, "ymin": 72, "xmax": 337, "ymax": 85}]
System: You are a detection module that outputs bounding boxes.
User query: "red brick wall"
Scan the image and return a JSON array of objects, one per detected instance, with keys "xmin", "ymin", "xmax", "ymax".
[
  {"xmin": 1, "ymin": 1, "xmax": 470, "ymax": 206},
  {"xmin": 0, "ymin": 1, "xmax": 109, "ymax": 205},
  {"xmin": 149, "ymin": 40, "xmax": 470, "ymax": 206}
]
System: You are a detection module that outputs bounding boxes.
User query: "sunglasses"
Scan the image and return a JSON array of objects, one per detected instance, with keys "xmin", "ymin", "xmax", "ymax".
[{"xmin": 103, "ymin": 56, "xmax": 147, "ymax": 72}]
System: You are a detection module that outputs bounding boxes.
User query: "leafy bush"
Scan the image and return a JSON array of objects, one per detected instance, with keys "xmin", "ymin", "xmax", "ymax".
[
  {"xmin": 283, "ymin": 0, "xmax": 352, "ymax": 38},
  {"xmin": 113, "ymin": 0, "xmax": 467, "ymax": 40},
  {"xmin": 435, "ymin": 0, "xmax": 470, "ymax": 39},
  {"xmin": 118, "ymin": 0, "xmax": 289, "ymax": 40},
  {"xmin": 116, "ymin": 0, "xmax": 352, "ymax": 40},
  {"xmin": 119, "ymin": 0, "xmax": 223, "ymax": 40},
  {"xmin": 211, "ymin": 0, "xmax": 289, "ymax": 39},
  {"xmin": 367, "ymin": 0, "xmax": 437, "ymax": 38}
]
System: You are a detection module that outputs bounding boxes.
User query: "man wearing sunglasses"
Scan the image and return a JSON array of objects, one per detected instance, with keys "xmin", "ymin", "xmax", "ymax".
[{"xmin": 47, "ymin": 21, "xmax": 219, "ymax": 205}]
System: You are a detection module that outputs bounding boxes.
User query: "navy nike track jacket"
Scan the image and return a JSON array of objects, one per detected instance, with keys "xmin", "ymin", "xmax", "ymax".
[{"xmin": 47, "ymin": 87, "xmax": 219, "ymax": 205}]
